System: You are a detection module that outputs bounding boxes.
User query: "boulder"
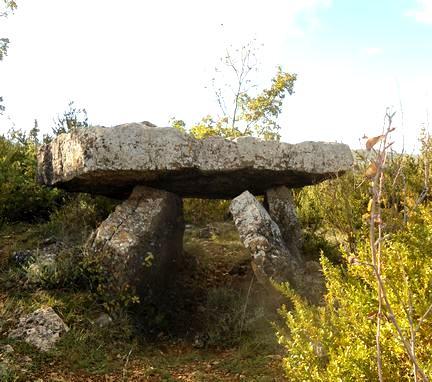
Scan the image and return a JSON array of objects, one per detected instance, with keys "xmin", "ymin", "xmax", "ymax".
[
  {"xmin": 37, "ymin": 122, "xmax": 353, "ymax": 199},
  {"xmin": 8, "ymin": 307, "xmax": 69, "ymax": 352},
  {"xmin": 230, "ymin": 191, "xmax": 323, "ymax": 301},
  {"xmin": 265, "ymin": 186, "xmax": 303, "ymax": 256},
  {"xmin": 86, "ymin": 185, "xmax": 184, "ymax": 306}
]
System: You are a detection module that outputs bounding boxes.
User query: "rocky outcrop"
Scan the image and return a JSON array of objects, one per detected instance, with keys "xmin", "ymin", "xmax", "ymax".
[
  {"xmin": 37, "ymin": 122, "xmax": 353, "ymax": 199},
  {"xmin": 230, "ymin": 191, "xmax": 324, "ymax": 301},
  {"xmin": 8, "ymin": 307, "xmax": 69, "ymax": 352},
  {"xmin": 86, "ymin": 185, "xmax": 184, "ymax": 306}
]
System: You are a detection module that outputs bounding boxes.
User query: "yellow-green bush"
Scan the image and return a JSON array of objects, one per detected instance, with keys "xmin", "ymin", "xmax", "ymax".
[
  {"xmin": 278, "ymin": 137, "xmax": 432, "ymax": 380},
  {"xmin": 278, "ymin": 208, "xmax": 432, "ymax": 380},
  {"xmin": 183, "ymin": 198, "xmax": 230, "ymax": 225}
]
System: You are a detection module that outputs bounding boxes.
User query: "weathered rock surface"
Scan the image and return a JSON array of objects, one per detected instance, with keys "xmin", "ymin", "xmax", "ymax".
[
  {"xmin": 86, "ymin": 185, "xmax": 184, "ymax": 304},
  {"xmin": 230, "ymin": 191, "xmax": 304, "ymax": 286},
  {"xmin": 230, "ymin": 191, "xmax": 324, "ymax": 301},
  {"xmin": 8, "ymin": 307, "xmax": 69, "ymax": 352},
  {"xmin": 37, "ymin": 122, "xmax": 353, "ymax": 199},
  {"xmin": 265, "ymin": 186, "xmax": 303, "ymax": 257}
]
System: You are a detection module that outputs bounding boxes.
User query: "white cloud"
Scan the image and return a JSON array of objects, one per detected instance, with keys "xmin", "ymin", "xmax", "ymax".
[{"xmin": 406, "ymin": 0, "xmax": 432, "ymax": 24}]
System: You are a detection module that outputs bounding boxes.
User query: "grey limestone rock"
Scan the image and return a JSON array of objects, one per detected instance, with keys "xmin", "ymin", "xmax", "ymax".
[
  {"xmin": 265, "ymin": 186, "xmax": 303, "ymax": 257},
  {"xmin": 8, "ymin": 307, "xmax": 69, "ymax": 352},
  {"xmin": 230, "ymin": 191, "xmax": 324, "ymax": 302},
  {"xmin": 230, "ymin": 190, "xmax": 304, "ymax": 287},
  {"xmin": 37, "ymin": 122, "xmax": 353, "ymax": 199},
  {"xmin": 86, "ymin": 185, "xmax": 184, "ymax": 305}
]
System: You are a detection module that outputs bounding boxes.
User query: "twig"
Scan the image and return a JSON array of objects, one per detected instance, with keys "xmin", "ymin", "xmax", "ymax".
[
  {"xmin": 408, "ymin": 288, "xmax": 418, "ymax": 382},
  {"xmin": 122, "ymin": 348, "xmax": 133, "ymax": 381},
  {"xmin": 367, "ymin": 110, "xmax": 429, "ymax": 380},
  {"xmin": 415, "ymin": 303, "xmax": 432, "ymax": 333},
  {"xmin": 239, "ymin": 274, "xmax": 254, "ymax": 337},
  {"xmin": 373, "ymin": 268, "xmax": 429, "ymax": 381}
]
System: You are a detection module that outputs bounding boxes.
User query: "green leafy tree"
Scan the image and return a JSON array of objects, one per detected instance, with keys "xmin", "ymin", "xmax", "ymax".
[
  {"xmin": 0, "ymin": 0, "xmax": 17, "ymax": 60},
  {"xmin": 51, "ymin": 101, "xmax": 89, "ymax": 136},
  {"xmin": 173, "ymin": 42, "xmax": 297, "ymax": 141},
  {"xmin": 0, "ymin": 1, "xmax": 17, "ymax": 114}
]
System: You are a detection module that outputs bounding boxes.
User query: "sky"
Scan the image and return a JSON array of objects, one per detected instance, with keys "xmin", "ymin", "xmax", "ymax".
[{"xmin": 0, "ymin": 0, "xmax": 432, "ymax": 151}]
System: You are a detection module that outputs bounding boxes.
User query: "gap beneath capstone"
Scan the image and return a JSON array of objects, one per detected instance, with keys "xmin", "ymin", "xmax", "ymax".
[{"xmin": 84, "ymin": 185, "xmax": 324, "ymax": 316}]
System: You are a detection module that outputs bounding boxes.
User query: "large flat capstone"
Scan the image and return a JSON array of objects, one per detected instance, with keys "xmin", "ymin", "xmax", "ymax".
[{"xmin": 37, "ymin": 122, "xmax": 353, "ymax": 199}]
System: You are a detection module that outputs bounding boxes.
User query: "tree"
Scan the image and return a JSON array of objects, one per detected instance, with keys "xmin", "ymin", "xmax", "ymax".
[
  {"xmin": 0, "ymin": 0, "xmax": 17, "ymax": 61},
  {"xmin": 51, "ymin": 101, "xmax": 89, "ymax": 136},
  {"xmin": 0, "ymin": 1, "xmax": 17, "ymax": 114},
  {"xmin": 173, "ymin": 42, "xmax": 297, "ymax": 141}
]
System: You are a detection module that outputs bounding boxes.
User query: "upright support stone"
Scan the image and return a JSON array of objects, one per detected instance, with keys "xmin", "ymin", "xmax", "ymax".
[
  {"xmin": 265, "ymin": 186, "xmax": 303, "ymax": 257},
  {"xmin": 230, "ymin": 191, "xmax": 304, "ymax": 287},
  {"xmin": 230, "ymin": 191, "xmax": 323, "ymax": 302},
  {"xmin": 86, "ymin": 186, "xmax": 184, "ymax": 308}
]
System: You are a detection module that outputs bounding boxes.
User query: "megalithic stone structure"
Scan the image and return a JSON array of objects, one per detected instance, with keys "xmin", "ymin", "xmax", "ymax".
[{"xmin": 37, "ymin": 122, "xmax": 353, "ymax": 306}]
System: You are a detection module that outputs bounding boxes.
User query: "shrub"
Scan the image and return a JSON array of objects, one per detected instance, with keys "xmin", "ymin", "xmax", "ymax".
[
  {"xmin": 278, "ymin": 204, "xmax": 432, "ymax": 380},
  {"xmin": 277, "ymin": 122, "xmax": 432, "ymax": 380},
  {"xmin": 183, "ymin": 198, "xmax": 230, "ymax": 225},
  {"xmin": 0, "ymin": 136, "xmax": 62, "ymax": 224}
]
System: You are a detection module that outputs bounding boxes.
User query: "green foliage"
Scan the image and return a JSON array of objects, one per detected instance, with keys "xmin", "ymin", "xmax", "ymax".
[
  {"xmin": 183, "ymin": 198, "xmax": 230, "ymax": 225},
  {"xmin": 0, "ymin": 362, "xmax": 18, "ymax": 382},
  {"xmin": 184, "ymin": 65, "xmax": 296, "ymax": 142},
  {"xmin": 279, "ymin": 130, "xmax": 432, "ymax": 380},
  {"xmin": 173, "ymin": 43, "xmax": 296, "ymax": 142},
  {"xmin": 295, "ymin": 160, "xmax": 369, "ymax": 255},
  {"xmin": 295, "ymin": 149, "xmax": 428, "ymax": 255},
  {"xmin": 0, "ymin": 101, "xmax": 108, "ymax": 226},
  {"xmin": 45, "ymin": 193, "xmax": 116, "ymax": 244},
  {"xmin": 278, "ymin": 210, "xmax": 432, "ymax": 380},
  {"xmin": 82, "ymin": 245, "xmax": 142, "ymax": 316},
  {"xmin": 0, "ymin": 136, "xmax": 62, "ymax": 223},
  {"xmin": 24, "ymin": 248, "xmax": 84, "ymax": 289},
  {"xmin": 51, "ymin": 101, "xmax": 88, "ymax": 137},
  {"xmin": 0, "ymin": 0, "xmax": 17, "ymax": 61},
  {"xmin": 240, "ymin": 67, "xmax": 296, "ymax": 140}
]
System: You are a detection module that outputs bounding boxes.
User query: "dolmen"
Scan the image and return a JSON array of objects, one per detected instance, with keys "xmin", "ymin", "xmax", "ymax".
[{"xmin": 37, "ymin": 122, "xmax": 353, "ymax": 305}]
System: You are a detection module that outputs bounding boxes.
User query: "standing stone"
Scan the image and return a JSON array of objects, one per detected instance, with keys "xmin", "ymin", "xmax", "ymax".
[
  {"xmin": 230, "ymin": 191, "xmax": 304, "ymax": 288},
  {"xmin": 230, "ymin": 191, "xmax": 324, "ymax": 302},
  {"xmin": 8, "ymin": 307, "xmax": 69, "ymax": 352},
  {"xmin": 86, "ymin": 186, "xmax": 184, "ymax": 307},
  {"xmin": 265, "ymin": 186, "xmax": 303, "ymax": 257}
]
